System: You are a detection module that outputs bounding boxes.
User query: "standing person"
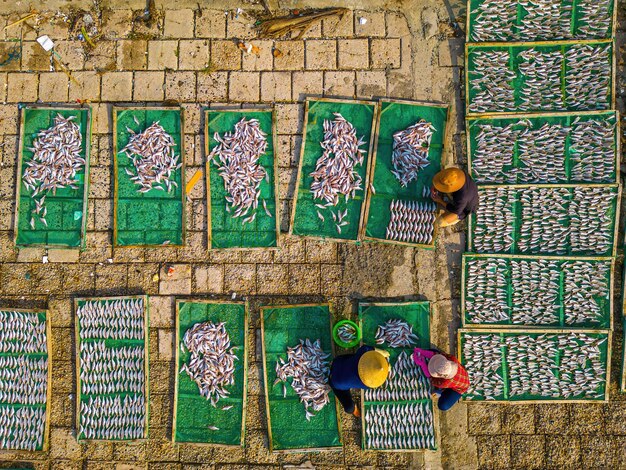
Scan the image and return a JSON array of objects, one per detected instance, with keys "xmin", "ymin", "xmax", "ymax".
[
  {"xmin": 328, "ymin": 346, "xmax": 390, "ymax": 417},
  {"xmin": 431, "ymin": 167, "xmax": 479, "ymax": 227},
  {"xmin": 412, "ymin": 348, "xmax": 470, "ymax": 411}
]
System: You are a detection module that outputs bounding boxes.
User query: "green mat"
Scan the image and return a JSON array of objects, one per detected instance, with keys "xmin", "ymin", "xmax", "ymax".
[
  {"xmin": 469, "ymin": 185, "xmax": 619, "ymax": 257},
  {"xmin": 15, "ymin": 106, "xmax": 91, "ymax": 248},
  {"xmin": 467, "ymin": 111, "xmax": 618, "ymax": 184},
  {"xmin": 261, "ymin": 304, "xmax": 341, "ymax": 452},
  {"xmin": 174, "ymin": 300, "xmax": 248, "ymax": 446},
  {"xmin": 467, "ymin": 0, "xmax": 616, "ymax": 42},
  {"xmin": 458, "ymin": 328, "xmax": 610, "ymax": 402},
  {"xmin": 462, "ymin": 254, "xmax": 612, "ymax": 328},
  {"xmin": 0, "ymin": 309, "xmax": 50, "ymax": 451},
  {"xmin": 291, "ymin": 99, "xmax": 376, "ymax": 242},
  {"xmin": 363, "ymin": 100, "xmax": 448, "ymax": 249},
  {"xmin": 113, "ymin": 107, "xmax": 185, "ymax": 247},
  {"xmin": 466, "ymin": 40, "xmax": 614, "ymax": 114},
  {"xmin": 75, "ymin": 296, "xmax": 149, "ymax": 442},
  {"xmin": 358, "ymin": 301, "xmax": 436, "ymax": 451},
  {"xmin": 205, "ymin": 109, "xmax": 279, "ymax": 249}
]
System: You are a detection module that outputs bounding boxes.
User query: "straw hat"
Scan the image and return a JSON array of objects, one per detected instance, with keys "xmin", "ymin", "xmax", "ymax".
[
  {"xmin": 358, "ymin": 350, "xmax": 390, "ymax": 388},
  {"xmin": 428, "ymin": 354, "xmax": 459, "ymax": 379},
  {"xmin": 433, "ymin": 167, "xmax": 466, "ymax": 193}
]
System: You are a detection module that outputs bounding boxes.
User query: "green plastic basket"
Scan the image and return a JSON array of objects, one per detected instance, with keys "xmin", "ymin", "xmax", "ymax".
[{"xmin": 332, "ymin": 319, "xmax": 362, "ymax": 348}]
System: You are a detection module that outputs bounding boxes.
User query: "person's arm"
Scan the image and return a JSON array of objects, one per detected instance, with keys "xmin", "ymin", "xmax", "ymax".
[{"xmin": 412, "ymin": 348, "xmax": 435, "ymax": 378}]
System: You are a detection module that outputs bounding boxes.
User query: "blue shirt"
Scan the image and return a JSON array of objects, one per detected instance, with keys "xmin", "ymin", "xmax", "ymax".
[{"xmin": 329, "ymin": 345, "xmax": 374, "ymax": 390}]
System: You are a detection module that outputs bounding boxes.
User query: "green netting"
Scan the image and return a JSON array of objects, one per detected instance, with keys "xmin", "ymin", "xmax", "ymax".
[
  {"xmin": 206, "ymin": 110, "xmax": 278, "ymax": 249},
  {"xmin": 261, "ymin": 304, "xmax": 341, "ymax": 452},
  {"xmin": 114, "ymin": 108, "xmax": 184, "ymax": 247},
  {"xmin": 76, "ymin": 297, "xmax": 148, "ymax": 441},
  {"xmin": 0, "ymin": 310, "xmax": 48, "ymax": 451},
  {"xmin": 467, "ymin": 111, "xmax": 618, "ymax": 184},
  {"xmin": 174, "ymin": 301, "xmax": 247, "ymax": 446},
  {"xmin": 16, "ymin": 107, "xmax": 91, "ymax": 248},
  {"xmin": 364, "ymin": 101, "xmax": 447, "ymax": 248},
  {"xmin": 466, "ymin": 41, "xmax": 614, "ymax": 114},
  {"xmin": 358, "ymin": 302, "xmax": 436, "ymax": 451},
  {"xmin": 462, "ymin": 254, "xmax": 612, "ymax": 328},
  {"xmin": 469, "ymin": 185, "xmax": 618, "ymax": 256},
  {"xmin": 292, "ymin": 100, "xmax": 376, "ymax": 241},
  {"xmin": 459, "ymin": 329, "xmax": 610, "ymax": 401},
  {"xmin": 467, "ymin": 0, "xmax": 615, "ymax": 42}
]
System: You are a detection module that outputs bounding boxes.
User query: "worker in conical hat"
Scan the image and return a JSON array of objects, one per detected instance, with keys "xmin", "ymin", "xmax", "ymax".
[
  {"xmin": 329, "ymin": 346, "xmax": 390, "ymax": 417},
  {"xmin": 431, "ymin": 167, "xmax": 479, "ymax": 227}
]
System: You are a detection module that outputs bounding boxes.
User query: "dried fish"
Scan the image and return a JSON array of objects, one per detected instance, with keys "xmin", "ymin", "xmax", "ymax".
[
  {"xmin": 121, "ymin": 122, "xmax": 181, "ymax": 194},
  {"xmin": 385, "ymin": 199, "xmax": 436, "ymax": 245},
  {"xmin": 22, "ymin": 114, "xmax": 84, "ymax": 229},
  {"xmin": 209, "ymin": 118, "xmax": 269, "ymax": 224},
  {"xmin": 336, "ymin": 323, "xmax": 357, "ymax": 343},
  {"xmin": 391, "ymin": 121, "xmax": 433, "ymax": 187},
  {"xmin": 374, "ymin": 319, "xmax": 418, "ymax": 348},
  {"xmin": 275, "ymin": 338, "xmax": 331, "ymax": 420}
]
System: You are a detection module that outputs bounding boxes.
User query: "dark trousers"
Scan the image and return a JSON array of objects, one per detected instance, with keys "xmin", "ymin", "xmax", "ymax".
[
  {"xmin": 434, "ymin": 388, "xmax": 462, "ymax": 411},
  {"xmin": 330, "ymin": 385, "xmax": 355, "ymax": 413}
]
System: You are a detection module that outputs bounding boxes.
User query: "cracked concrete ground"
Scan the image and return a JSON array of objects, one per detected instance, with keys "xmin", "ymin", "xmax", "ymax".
[{"xmin": 0, "ymin": 0, "xmax": 624, "ymax": 469}]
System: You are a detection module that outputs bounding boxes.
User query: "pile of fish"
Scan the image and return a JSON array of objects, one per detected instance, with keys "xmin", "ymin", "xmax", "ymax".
[
  {"xmin": 472, "ymin": 186, "xmax": 616, "ymax": 255},
  {"xmin": 471, "ymin": 117, "xmax": 616, "ymax": 184},
  {"xmin": 121, "ymin": 121, "xmax": 181, "ymax": 194},
  {"xmin": 364, "ymin": 402, "xmax": 435, "ymax": 450},
  {"xmin": 0, "ymin": 406, "xmax": 46, "ymax": 451},
  {"xmin": 472, "ymin": 187, "xmax": 516, "ymax": 252},
  {"xmin": 22, "ymin": 113, "xmax": 84, "ymax": 230},
  {"xmin": 274, "ymin": 338, "xmax": 331, "ymax": 420},
  {"xmin": 336, "ymin": 323, "xmax": 358, "ymax": 344},
  {"xmin": 375, "ymin": 319, "xmax": 418, "ymax": 348},
  {"xmin": 0, "ymin": 310, "xmax": 48, "ymax": 451},
  {"xmin": 468, "ymin": 50, "xmax": 516, "ymax": 113},
  {"xmin": 76, "ymin": 299, "xmax": 144, "ymax": 341},
  {"xmin": 469, "ymin": 44, "xmax": 611, "ymax": 113},
  {"xmin": 80, "ymin": 342, "xmax": 144, "ymax": 395},
  {"xmin": 364, "ymin": 352, "xmax": 434, "ymax": 450},
  {"xmin": 79, "ymin": 394, "xmax": 145, "ymax": 440},
  {"xmin": 470, "ymin": 0, "xmax": 612, "ymax": 41},
  {"xmin": 310, "ymin": 113, "xmax": 366, "ymax": 234},
  {"xmin": 209, "ymin": 118, "xmax": 270, "ymax": 225},
  {"xmin": 465, "ymin": 257, "xmax": 611, "ymax": 326},
  {"xmin": 391, "ymin": 120, "xmax": 433, "ymax": 187},
  {"xmin": 462, "ymin": 332, "xmax": 608, "ymax": 400},
  {"xmin": 77, "ymin": 298, "xmax": 146, "ymax": 441},
  {"xmin": 180, "ymin": 321, "xmax": 238, "ymax": 406},
  {"xmin": 385, "ymin": 199, "xmax": 436, "ymax": 245}
]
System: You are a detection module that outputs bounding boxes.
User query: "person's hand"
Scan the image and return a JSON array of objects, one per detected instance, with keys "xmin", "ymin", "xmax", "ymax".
[{"xmin": 414, "ymin": 355, "xmax": 428, "ymax": 369}]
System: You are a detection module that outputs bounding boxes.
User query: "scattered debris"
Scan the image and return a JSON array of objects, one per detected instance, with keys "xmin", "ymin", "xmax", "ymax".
[{"xmin": 258, "ymin": 8, "xmax": 349, "ymax": 39}]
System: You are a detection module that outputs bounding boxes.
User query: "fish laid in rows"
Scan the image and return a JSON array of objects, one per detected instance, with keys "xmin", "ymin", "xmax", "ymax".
[
  {"xmin": 468, "ymin": 50, "xmax": 516, "ymax": 113},
  {"xmin": 310, "ymin": 113, "xmax": 366, "ymax": 234},
  {"xmin": 375, "ymin": 319, "xmax": 418, "ymax": 348},
  {"xmin": 180, "ymin": 321, "xmax": 238, "ymax": 407},
  {"xmin": 386, "ymin": 199, "xmax": 436, "ymax": 245},
  {"xmin": 0, "ymin": 356, "xmax": 48, "ymax": 404},
  {"xmin": 274, "ymin": 338, "xmax": 331, "ymax": 420},
  {"xmin": 391, "ymin": 120, "xmax": 434, "ymax": 187},
  {"xmin": 0, "ymin": 406, "xmax": 46, "ymax": 450},
  {"xmin": 80, "ymin": 341, "xmax": 144, "ymax": 396},
  {"xmin": 120, "ymin": 121, "xmax": 181, "ymax": 194},
  {"xmin": 364, "ymin": 401, "xmax": 435, "ymax": 450},
  {"xmin": 0, "ymin": 310, "xmax": 47, "ymax": 354},
  {"xmin": 79, "ymin": 394, "xmax": 145, "ymax": 440},
  {"xmin": 209, "ymin": 118, "xmax": 270, "ymax": 225},
  {"xmin": 76, "ymin": 299, "xmax": 144, "ymax": 341},
  {"xmin": 22, "ymin": 113, "xmax": 84, "ymax": 230},
  {"xmin": 472, "ymin": 187, "xmax": 516, "ymax": 252},
  {"xmin": 365, "ymin": 350, "xmax": 430, "ymax": 402}
]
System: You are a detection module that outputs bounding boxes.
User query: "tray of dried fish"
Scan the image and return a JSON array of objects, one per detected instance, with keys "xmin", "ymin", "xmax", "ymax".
[
  {"xmin": 468, "ymin": 185, "xmax": 619, "ymax": 257},
  {"xmin": 363, "ymin": 100, "xmax": 448, "ymax": 249},
  {"xmin": 260, "ymin": 304, "xmax": 341, "ymax": 452},
  {"xmin": 113, "ymin": 107, "xmax": 185, "ymax": 247},
  {"xmin": 15, "ymin": 106, "xmax": 92, "ymax": 248},
  {"xmin": 466, "ymin": 40, "xmax": 614, "ymax": 115},
  {"xmin": 0, "ymin": 308, "xmax": 51, "ymax": 451},
  {"xmin": 75, "ymin": 296, "xmax": 149, "ymax": 441},
  {"xmin": 205, "ymin": 109, "xmax": 280, "ymax": 249},
  {"xmin": 290, "ymin": 98, "xmax": 377, "ymax": 242},
  {"xmin": 467, "ymin": 0, "xmax": 616, "ymax": 43},
  {"xmin": 358, "ymin": 302, "xmax": 436, "ymax": 451},
  {"xmin": 467, "ymin": 111, "xmax": 619, "ymax": 184},
  {"xmin": 462, "ymin": 254, "xmax": 613, "ymax": 328},
  {"xmin": 458, "ymin": 329, "xmax": 611, "ymax": 402},
  {"xmin": 173, "ymin": 300, "xmax": 248, "ymax": 446}
]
